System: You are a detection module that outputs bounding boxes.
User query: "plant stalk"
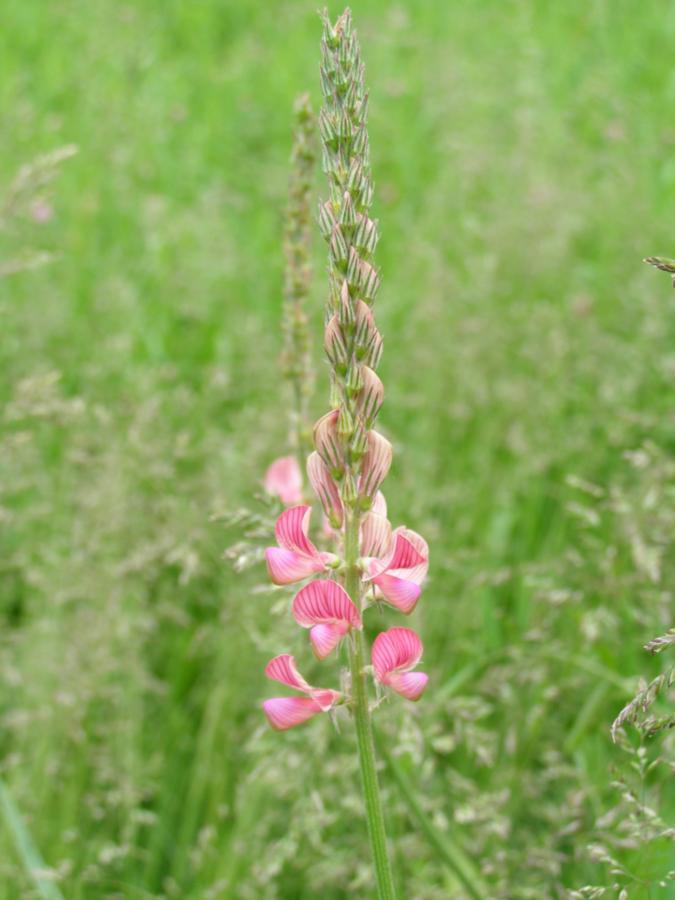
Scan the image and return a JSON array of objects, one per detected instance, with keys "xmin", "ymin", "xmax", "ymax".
[{"xmin": 344, "ymin": 509, "xmax": 396, "ymax": 900}]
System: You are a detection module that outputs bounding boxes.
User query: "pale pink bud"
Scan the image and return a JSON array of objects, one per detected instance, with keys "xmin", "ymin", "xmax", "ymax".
[
  {"xmin": 371, "ymin": 627, "xmax": 428, "ymax": 701},
  {"xmin": 313, "ymin": 409, "xmax": 344, "ymax": 474},
  {"xmin": 358, "ymin": 366, "xmax": 384, "ymax": 426},
  {"xmin": 264, "ymin": 456, "xmax": 303, "ymax": 505},
  {"xmin": 359, "ymin": 430, "xmax": 392, "ymax": 501},
  {"xmin": 307, "ymin": 452, "xmax": 343, "ymax": 528},
  {"xmin": 265, "ymin": 506, "xmax": 337, "ymax": 584},
  {"xmin": 292, "ymin": 579, "xmax": 362, "ymax": 659}
]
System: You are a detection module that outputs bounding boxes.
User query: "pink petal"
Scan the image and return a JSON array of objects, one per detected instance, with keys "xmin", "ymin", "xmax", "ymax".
[
  {"xmin": 264, "ymin": 456, "xmax": 303, "ymax": 505},
  {"xmin": 264, "ymin": 654, "xmax": 313, "ymax": 693},
  {"xmin": 388, "ymin": 671, "xmax": 428, "ymax": 701},
  {"xmin": 265, "ymin": 548, "xmax": 325, "ymax": 585},
  {"xmin": 307, "ymin": 452, "xmax": 343, "ymax": 528},
  {"xmin": 388, "ymin": 529, "xmax": 427, "ymax": 571},
  {"xmin": 372, "ymin": 573, "xmax": 421, "ymax": 614},
  {"xmin": 358, "ymin": 366, "xmax": 384, "ymax": 426},
  {"xmin": 310, "ymin": 688, "xmax": 342, "ymax": 711},
  {"xmin": 292, "ymin": 580, "xmax": 362, "ymax": 630},
  {"xmin": 313, "ymin": 409, "xmax": 343, "ymax": 473},
  {"xmin": 274, "ymin": 506, "xmax": 320, "ymax": 558},
  {"xmin": 360, "ymin": 512, "xmax": 392, "ymax": 559},
  {"xmin": 372, "ymin": 491, "xmax": 388, "ymax": 518},
  {"xmin": 263, "ymin": 697, "xmax": 323, "ymax": 730},
  {"xmin": 310, "ymin": 622, "xmax": 349, "ymax": 659},
  {"xmin": 372, "ymin": 627, "xmax": 424, "ymax": 682},
  {"xmin": 359, "ymin": 430, "xmax": 392, "ymax": 500}
]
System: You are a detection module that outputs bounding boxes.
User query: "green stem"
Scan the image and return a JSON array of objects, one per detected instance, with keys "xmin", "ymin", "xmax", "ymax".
[
  {"xmin": 0, "ymin": 776, "xmax": 64, "ymax": 900},
  {"xmin": 344, "ymin": 509, "xmax": 396, "ymax": 900}
]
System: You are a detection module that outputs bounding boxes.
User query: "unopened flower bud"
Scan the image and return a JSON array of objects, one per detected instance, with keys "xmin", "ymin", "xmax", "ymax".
[
  {"xmin": 359, "ymin": 430, "xmax": 392, "ymax": 500},
  {"xmin": 358, "ymin": 366, "xmax": 384, "ymax": 426},
  {"xmin": 314, "ymin": 409, "xmax": 343, "ymax": 473}
]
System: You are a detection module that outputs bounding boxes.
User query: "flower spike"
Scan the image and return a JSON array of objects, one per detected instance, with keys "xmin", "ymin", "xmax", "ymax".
[
  {"xmin": 371, "ymin": 627, "xmax": 428, "ymax": 700},
  {"xmin": 292, "ymin": 579, "xmax": 362, "ymax": 658},
  {"xmin": 265, "ymin": 505, "xmax": 337, "ymax": 584}
]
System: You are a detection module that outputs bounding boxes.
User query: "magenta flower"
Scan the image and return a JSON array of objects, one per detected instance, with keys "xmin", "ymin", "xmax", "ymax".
[
  {"xmin": 364, "ymin": 520, "xmax": 429, "ymax": 614},
  {"xmin": 292, "ymin": 579, "xmax": 362, "ymax": 659},
  {"xmin": 371, "ymin": 627, "xmax": 428, "ymax": 700},
  {"xmin": 263, "ymin": 654, "xmax": 341, "ymax": 730},
  {"xmin": 264, "ymin": 456, "xmax": 303, "ymax": 505},
  {"xmin": 265, "ymin": 506, "xmax": 338, "ymax": 584}
]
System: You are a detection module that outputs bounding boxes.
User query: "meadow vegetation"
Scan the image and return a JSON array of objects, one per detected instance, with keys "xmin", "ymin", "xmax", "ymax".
[{"xmin": 0, "ymin": 2, "xmax": 673, "ymax": 897}]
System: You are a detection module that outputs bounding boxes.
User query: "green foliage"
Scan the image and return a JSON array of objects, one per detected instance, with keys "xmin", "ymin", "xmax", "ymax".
[{"xmin": 0, "ymin": 1, "xmax": 673, "ymax": 897}]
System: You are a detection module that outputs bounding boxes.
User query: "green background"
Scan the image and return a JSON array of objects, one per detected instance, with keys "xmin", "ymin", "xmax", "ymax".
[{"xmin": 1, "ymin": 1, "xmax": 673, "ymax": 897}]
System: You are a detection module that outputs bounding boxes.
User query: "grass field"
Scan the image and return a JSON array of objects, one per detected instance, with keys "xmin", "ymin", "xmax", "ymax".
[{"xmin": 1, "ymin": 1, "xmax": 674, "ymax": 897}]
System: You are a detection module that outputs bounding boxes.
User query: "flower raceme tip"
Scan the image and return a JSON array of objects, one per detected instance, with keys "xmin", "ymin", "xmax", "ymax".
[
  {"xmin": 263, "ymin": 654, "xmax": 341, "ymax": 730},
  {"xmin": 264, "ymin": 456, "xmax": 303, "ymax": 505},
  {"xmin": 265, "ymin": 505, "xmax": 338, "ymax": 584},
  {"xmin": 371, "ymin": 627, "xmax": 428, "ymax": 701}
]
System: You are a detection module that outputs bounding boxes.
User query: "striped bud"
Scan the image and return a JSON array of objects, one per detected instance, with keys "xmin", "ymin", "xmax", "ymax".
[
  {"xmin": 359, "ymin": 430, "xmax": 392, "ymax": 500},
  {"xmin": 324, "ymin": 315, "xmax": 349, "ymax": 368},
  {"xmin": 319, "ymin": 108, "xmax": 337, "ymax": 145},
  {"xmin": 357, "ymin": 366, "xmax": 384, "ymax": 426},
  {"xmin": 307, "ymin": 452, "xmax": 343, "ymax": 528},
  {"xmin": 318, "ymin": 200, "xmax": 336, "ymax": 239},
  {"xmin": 337, "ymin": 406, "xmax": 355, "ymax": 439},
  {"xmin": 350, "ymin": 416, "xmax": 369, "ymax": 460},
  {"xmin": 358, "ymin": 260, "xmax": 380, "ymax": 300},
  {"xmin": 313, "ymin": 409, "xmax": 343, "ymax": 474},
  {"xmin": 346, "ymin": 362, "xmax": 364, "ymax": 394},
  {"xmin": 346, "ymin": 246, "xmax": 361, "ymax": 284},
  {"xmin": 339, "ymin": 191, "xmax": 357, "ymax": 228},
  {"xmin": 354, "ymin": 300, "xmax": 383, "ymax": 368},
  {"xmin": 353, "ymin": 214, "xmax": 378, "ymax": 255},
  {"xmin": 329, "ymin": 225, "xmax": 349, "ymax": 267}
]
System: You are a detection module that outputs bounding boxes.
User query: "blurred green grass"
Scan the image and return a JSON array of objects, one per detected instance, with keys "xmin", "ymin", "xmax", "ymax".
[{"xmin": 1, "ymin": 1, "xmax": 674, "ymax": 897}]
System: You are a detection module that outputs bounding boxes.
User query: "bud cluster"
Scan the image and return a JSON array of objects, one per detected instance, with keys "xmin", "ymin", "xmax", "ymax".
[{"xmin": 313, "ymin": 8, "xmax": 389, "ymax": 515}]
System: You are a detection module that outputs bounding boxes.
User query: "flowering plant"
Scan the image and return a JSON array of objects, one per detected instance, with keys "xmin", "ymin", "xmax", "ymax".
[{"xmin": 260, "ymin": 10, "xmax": 430, "ymax": 897}]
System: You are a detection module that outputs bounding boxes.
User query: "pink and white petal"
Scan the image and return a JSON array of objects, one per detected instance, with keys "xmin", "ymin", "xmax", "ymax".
[
  {"xmin": 264, "ymin": 654, "xmax": 313, "ymax": 693},
  {"xmin": 371, "ymin": 627, "xmax": 424, "ymax": 682},
  {"xmin": 292, "ymin": 579, "xmax": 362, "ymax": 629},
  {"xmin": 359, "ymin": 431, "xmax": 392, "ymax": 500},
  {"xmin": 307, "ymin": 452, "xmax": 343, "ymax": 527},
  {"xmin": 387, "ymin": 671, "xmax": 428, "ymax": 701},
  {"xmin": 313, "ymin": 409, "xmax": 343, "ymax": 473},
  {"xmin": 274, "ymin": 505, "xmax": 322, "ymax": 558},
  {"xmin": 360, "ymin": 512, "xmax": 392, "ymax": 560},
  {"xmin": 309, "ymin": 622, "xmax": 349, "ymax": 659},
  {"xmin": 310, "ymin": 688, "xmax": 342, "ymax": 711},
  {"xmin": 263, "ymin": 696, "xmax": 323, "ymax": 730},
  {"xmin": 387, "ymin": 529, "xmax": 427, "ymax": 571},
  {"xmin": 265, "ymin": 547, "xmax": 325, "ymax": 585},
  {"xmin": 372, "ymin": 573, "xmax": 421, "ymax": 614},
  {"xmin": 264, "ymin": 456, "xmax": 303, "ymax": 505},
  {"xmin": 372, "ymin": 491, "xmax": 387, "ymax": 518}
]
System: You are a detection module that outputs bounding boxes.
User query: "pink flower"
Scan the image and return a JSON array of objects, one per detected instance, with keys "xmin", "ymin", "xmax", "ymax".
[
  {"xmin": 372, "ymin": 627, "xmax": 428, "ymax": 700},
  {"xmin": 307, "ymin": 451, "xmax": 343, "ymax": 527},
  {"xmin": 264, "ymin": 456, "xmax": 303, "ymax": 505},
  {"xmin": 292, "ymin": 579, "xmax": 362, "ymax": 658},
  {"xmin": 364, "ymin": 520, "xmax": 429, "ymax": 614},
  {"xmin": 263, "ymin": 654, "xmax": 341, "ymax": 730},
  {"xmin": 265, "ymin": 506, "xmax": 338, "ymax": 584}
]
